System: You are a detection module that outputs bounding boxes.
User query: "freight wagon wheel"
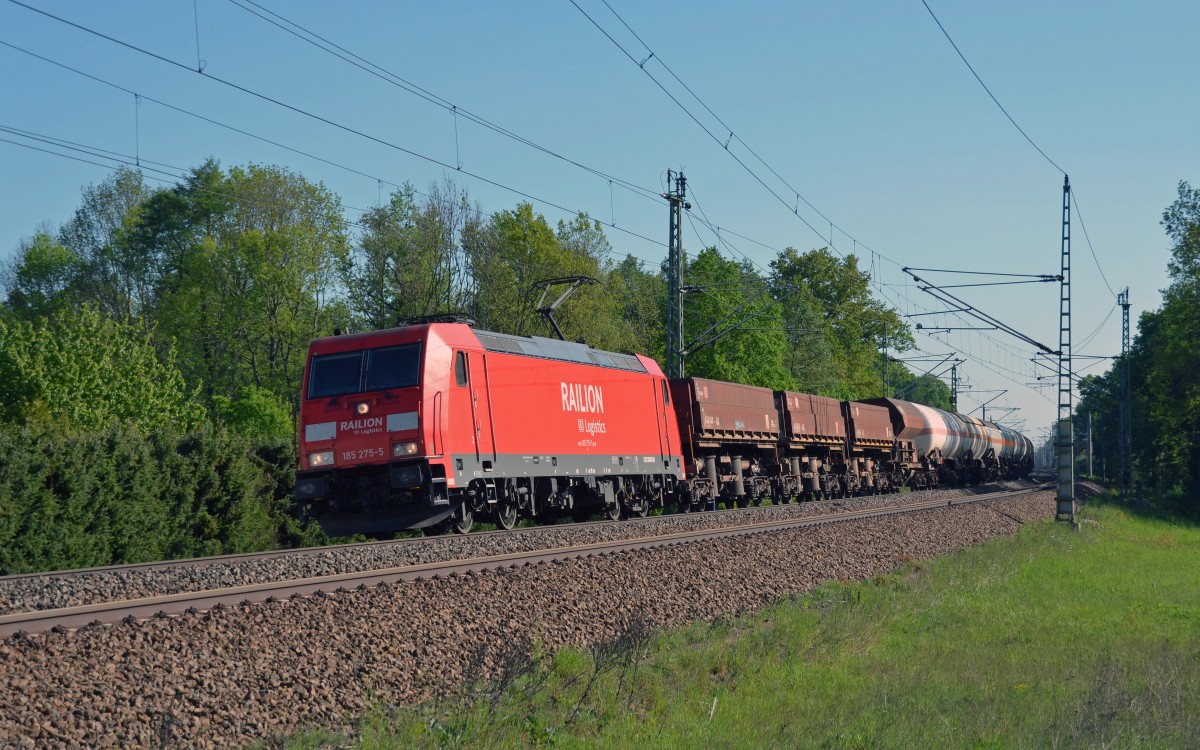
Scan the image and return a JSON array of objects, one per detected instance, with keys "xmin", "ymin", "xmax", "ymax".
[{"xmin": 494, "ymin": 498, "xmax": 519, "ymax": 531}]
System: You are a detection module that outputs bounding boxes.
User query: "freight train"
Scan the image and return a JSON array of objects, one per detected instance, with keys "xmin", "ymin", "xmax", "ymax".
[{"xmin": 294, "ymin": 321, "xmax": 1033, "ymax": 536}]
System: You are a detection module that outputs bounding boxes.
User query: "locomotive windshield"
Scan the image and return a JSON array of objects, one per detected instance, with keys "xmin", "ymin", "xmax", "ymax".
[{"xmin": 307, "ymin": 343, "xmax": 422, "ymax": 399}]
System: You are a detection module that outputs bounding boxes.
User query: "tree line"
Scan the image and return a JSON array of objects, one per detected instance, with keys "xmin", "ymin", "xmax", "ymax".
[
  {"xmin": 0, "ymin": 160, "xmax": 951, "ymax": 571},
  {"xmin": 1073, "ymin": 181, "xmax": 1200, "ymax": 514}
]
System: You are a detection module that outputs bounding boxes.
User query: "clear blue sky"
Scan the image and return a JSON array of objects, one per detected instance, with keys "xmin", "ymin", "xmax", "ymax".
[{"xmin": 2, "ymin": 0, "xmax": 1196, "ymax": 441}]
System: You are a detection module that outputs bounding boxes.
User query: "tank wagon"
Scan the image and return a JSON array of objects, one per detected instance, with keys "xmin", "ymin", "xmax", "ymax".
[
  {"xmin": 863, "ymin": 398, "xmax": 1034, "ymax": 486},
  {"xmin": 296, "ymin": 322, "xmax": 1034, "ymax": 535}
]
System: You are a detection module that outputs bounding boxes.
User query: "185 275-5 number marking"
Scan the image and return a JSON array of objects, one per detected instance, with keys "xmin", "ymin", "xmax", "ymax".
[{"xmin": 343, "ymin": 448, "xmax": 385, "ymax": 461}]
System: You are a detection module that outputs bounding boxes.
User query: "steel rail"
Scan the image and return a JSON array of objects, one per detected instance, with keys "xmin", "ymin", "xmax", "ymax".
[{"xmin": 0, "ymin": 485, "xmax": 1048, "ymax": 638}]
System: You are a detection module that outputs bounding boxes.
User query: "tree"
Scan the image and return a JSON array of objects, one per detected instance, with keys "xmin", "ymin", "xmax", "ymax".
[
  {"xmin": 1162, "ymin": 181, "xmax": 1200, "ymax": 282},
  {"xmin": 2, "ymin": 230, "xmax": 80, "ymax": 319},
  {"xmin": 1140, "ymin": 182, "xmax": 1200, "ymax": 502},
  {"xmin": 603, "ymin": 254, "xmax": 666, "ymax": 359},
  {"xmin": 1079, "ymin": 180, "xmax": 1200, "ymax": 509},
  {"xmin": 681, "ymin": 247, "xmax": 794, "ymax": 389},
  {"xmin": 891, "ymin": 371, "xmax": 952, "ymax": 410},
  {"xmin": 777, "ymin": 288, "xmax": 839, "ymax": 397},
  {"xmin": 345, "ymin": 180, "xmax": 473, "ymax": 330},
  {"xmin": 0, "ymin": 305, "xmax": 204, "ymax": 432},
  {"xmin": 771, "ymin": 247, "xmax": 913, "ymax": 400},
  {"xmin": 464, "ymin": 204, "xmax": 616, "ymax": 341},
  {"xmin": 213, "ymin": 385, "xmax": 294, "ymax": 444},
  {"xmin": 58, "ymin": 167, "xmax": 157, "ymax": 323},
  {"xmin": 1075, "ymin": 371, "xmax": 1121, "ymax": 479},
  {"xmin": 151, "ymin": 162, "xmax": 351, "ymax": 407}
]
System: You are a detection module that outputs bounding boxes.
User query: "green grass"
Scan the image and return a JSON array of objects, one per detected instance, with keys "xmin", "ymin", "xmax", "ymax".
[{"xmin": 285, "ymin": 496, "xmax": 1200, "ymax": 749}]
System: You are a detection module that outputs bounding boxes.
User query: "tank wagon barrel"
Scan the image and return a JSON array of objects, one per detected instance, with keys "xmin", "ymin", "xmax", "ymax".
[{"xmin": 861, "ymin": 398, "xmax": 1034, "ymax": 487}]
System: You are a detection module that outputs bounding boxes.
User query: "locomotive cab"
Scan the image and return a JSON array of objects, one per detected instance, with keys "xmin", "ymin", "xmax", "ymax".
[{"xmin": 295, "ymin": 323, "xmax": 472, "ymax": 535}]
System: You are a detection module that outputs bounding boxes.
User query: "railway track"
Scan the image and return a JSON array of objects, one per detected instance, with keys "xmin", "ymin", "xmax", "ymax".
[
  {"xmin": 0, "ymin": 484, "xmax": 1046, "ymax": 637},
  {"xmin": 0, "ymin": 481, "xmax": 1038, "ymax": 588}
]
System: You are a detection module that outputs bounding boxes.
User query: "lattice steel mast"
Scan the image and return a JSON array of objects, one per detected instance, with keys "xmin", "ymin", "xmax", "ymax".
[
  {"xmin": 664, "ymin": 171, "xmax": 688, "ymax": 379},
  {"xmin": 1056, "ymin": 175, "xmax": 1075, "ymax": 521},
  {"xmin": 1118, "ymin": 287, "xmax": 1132, "ymax": 492},
  {"xmin": 950, "ymin": 362, "xmax": 959, "ymax": 411}
]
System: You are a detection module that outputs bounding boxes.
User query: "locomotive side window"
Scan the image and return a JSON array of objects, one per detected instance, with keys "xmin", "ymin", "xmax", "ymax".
[
  {"xmin": 662, "ymin": 379, "xmax": 670, "ymax": 405},
  {"xmin": 364, "ymin": 344, "xmax": 422, "ymax": 391},
  {"xmin": 454, "ymin": 351, "xmax": 468, "ymax": 387},
  {"xmin": 307, "ymin": 351, "xmax": 363, "ymax": 399}
]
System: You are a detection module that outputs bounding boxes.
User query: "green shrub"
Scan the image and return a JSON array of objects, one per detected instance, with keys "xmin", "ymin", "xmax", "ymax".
[
  {"xmin": 0, "ymin": 306, "xmax": 204, "ymax": 432},
  {"xmin": 214, "ymin": 384, "xmax": 295, "ymax": 444},
  {"xmin": 0, "ymin": 420, "xmax": 321, "ymax": 574}
]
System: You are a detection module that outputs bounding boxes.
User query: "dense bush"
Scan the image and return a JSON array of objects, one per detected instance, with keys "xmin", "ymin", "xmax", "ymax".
[
  {"xmin": 0, "ymin": 420, "xmax": 322, "ymax": 575},
  {"xmin": 213, "ymin": 385, "xmax": 296, "ymax": 444},
  {"xmin": 0, "ymin": 305, "xmax": 204, "ymax": 432}
]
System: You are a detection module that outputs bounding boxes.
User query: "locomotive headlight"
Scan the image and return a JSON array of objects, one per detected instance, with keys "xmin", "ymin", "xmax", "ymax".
[
  {"xmin": 354, "ymin": 401, "xmax": 370, "ymax": 416},
  {"xmin": 308, "ymin": 450, "xmax": 335, "ymax": 467},
  {"xmin": 392, "ymin": 441, "xmax": 420, "ymax": 457}
]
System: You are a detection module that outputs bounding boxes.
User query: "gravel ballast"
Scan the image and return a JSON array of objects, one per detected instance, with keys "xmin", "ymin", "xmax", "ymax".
[
  {"xmin": 0, "ymin": 483, "xmax": 1033, "ymax": 616},
  {"xmin": 0, "ymin": 490, "xmax": 1059, "ymax": 748}
]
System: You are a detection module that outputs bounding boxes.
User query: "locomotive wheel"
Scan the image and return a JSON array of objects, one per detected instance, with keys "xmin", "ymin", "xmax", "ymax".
[
  {"xmin": 450, "ymin": 505, "xmax": 474, "ymax": 534},
  {"xmin": 495, "ymin": 500, "xmax": 519, "ymax": 531},
  {"xmin": 604, "ymin": 500, "xmax": 622, "ymax": 521},
  {"xmin": 630, "ymin": 498, "xmax": 649, "ymax": 518}
]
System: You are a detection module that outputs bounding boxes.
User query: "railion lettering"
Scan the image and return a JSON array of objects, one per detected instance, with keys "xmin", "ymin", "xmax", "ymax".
[
  {"xmin": 341, "ymin": 417, "xmax": 384, "ymax": 431},
  {"xmin": 560, "ymin": 382, "xmax": 605, "ymax": 414}
]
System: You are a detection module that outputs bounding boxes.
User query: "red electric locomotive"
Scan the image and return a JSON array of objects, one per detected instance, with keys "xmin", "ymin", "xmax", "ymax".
[{"xmin": 295, "ymin": 321, "xmax": 684, "ymax": 535}]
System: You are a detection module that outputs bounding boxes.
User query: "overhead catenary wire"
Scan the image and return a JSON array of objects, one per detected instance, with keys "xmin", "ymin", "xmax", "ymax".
[
  {"xmin": 595, "ymin": 0, "xmax": 839, "ymax": 233},
  {"xmin": 0, "ymin": 8, "xmax": 669, "ymax": 257},
  {"xmin": 918, "ymin": 0, "xmax": 1065, "ymax": 175},
  {"xmin": 7, "ymin": 0, "xmax": 813, "ymax": 281},
  {"xmin": 685, "ymin": 183, "xmax": 774, "ymax": 277},
  {"xmin": 872, "ymin": 279, "xmax": 1053, "ymax": 403},
  {"xmin": 6, "ymin": 1, "xmax": 1098, "ymax": 424},
  {"xmin": 0, "ymin": 40, "xmax": 660, "ymax": 265},
  {"xmin": 1074, "ymin": 302, "xmax": 1117, "ymax": 352},
  {"xmin": 918, "ymin": 0, "xmax": 1118, "ymax": 301},
  {"xmin": 224, "ymin": 0, "xmax": 663, "ymax": 206},
  {"xmin": 12, "ymin": 0, "xmax": 852, "ymax": 280},
  {"xmin": 568, "ymin": 0, "xmax": 836, "ymax": 254},
  {"xmin": 1069, "ymin": 189, "xmax": 1118, "ymax": 298},
  {"xmin": 0, "ymin": 132, "xmax": 380, "ymax": 232},
  {"xmin": 574, "ymin": 0, "xmax": 1088, "ymax": 409}
]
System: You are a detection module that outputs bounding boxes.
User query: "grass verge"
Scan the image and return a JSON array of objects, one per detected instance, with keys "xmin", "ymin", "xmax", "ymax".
[{"xmin": 284, "ymin": 495, "xmax": 1200, "ymax": 749}]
